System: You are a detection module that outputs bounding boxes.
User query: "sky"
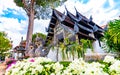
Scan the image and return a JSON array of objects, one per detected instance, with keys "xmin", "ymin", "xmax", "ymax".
[{"xmin": 0, "ymin": 0, "xmax": 120, "ymax": 48}]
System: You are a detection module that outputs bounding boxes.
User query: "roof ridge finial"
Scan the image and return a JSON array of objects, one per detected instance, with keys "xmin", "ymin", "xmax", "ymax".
[
  {"xmin": 21, "ymin": 37, "xmax": 23, "ymax": 41},
  {"xmin": 74, "ymin": 6, "xmax": 78, "ymax": 16},
  {"xmin": 64, "ymin": 5, "xmax": 68, "ymax": 12},
  {"xmin": 89, "ymin": 15, "xmax": 93, "ymax": 21},
  {"xmin": 74, "ymin": 6, "xmax": 77, "ymax": 12}
]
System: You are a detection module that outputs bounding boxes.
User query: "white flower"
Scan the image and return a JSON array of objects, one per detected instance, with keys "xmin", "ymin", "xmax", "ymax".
[
  {"xmin": 6, "ymin": 57, "xmax": 120, "ymax": 75},
  {"xmin": 109, "ymin": 60, "xmax": 120, "ymax": 74},
  {"xmin": 103, "ymin": 55, "xmax": 116, "ymax": 64},
  {"xmin": 63, "ymin": 58, "xmax": 86, "ymax": 74},
  {"xmin": 35, "ymin": 57, "xmax": 52, "ymax": 63},
  {"xmin": 53, "ymin": 62, "xmax": 63, "ymax": 73},
  {"xmin": 84, "ymin": 62, "xmax": 108, "ymax": 75},
  {"xmin": 35, "ymin": 65, "xmax": 43, "ymax": 72},
  {"xmin": 50, "ymin": 73, "xmax": 55, "ymax": 75}
]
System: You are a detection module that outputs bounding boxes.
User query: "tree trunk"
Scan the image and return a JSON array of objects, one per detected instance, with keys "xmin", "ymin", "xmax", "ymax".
[{"xmin": 25, "ymin": 0, "xmax": 34, "ymax": 51}]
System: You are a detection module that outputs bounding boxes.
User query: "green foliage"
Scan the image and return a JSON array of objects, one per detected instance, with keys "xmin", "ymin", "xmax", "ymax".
[
  {"xmin": 104, "ymin": 19, "xmax": 120, "ymax": 52},
  {"xmin": 98, "ymin": 60, "xmax": 111, "ymax": 74},
  {"xmin": 36, "ymin": 0, "xmax": 65, "ymax": 8},
  {"xmin": 59, "ymin": 61, "xmax": 71, "ymax": 67},
  {"xmin": 32, "ymin": 32, "xmax": 46, "ymax": 42},
  {"xmin": 0, "ymin": 32, "xmax": 12, "ymax": 58},
  {"xmin": 59, "ymin": 38, "xmax": 93, "ymax": 60},
  {"xmin": 14, "ymin": 0, "xmax": 23, "ymax": 7},
  {"xmin": 14, "ymin": 0, "xmax": 66, "ymax": 7},
  {"xmin": 80, "ymin": 39, "xmax": 93, "ymax": 51},
  {"xmin": 14, "ymin": 0, "xmax": 67, "ymax": 19}
]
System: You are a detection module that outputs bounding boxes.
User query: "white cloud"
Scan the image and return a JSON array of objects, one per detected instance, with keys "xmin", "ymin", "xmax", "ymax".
[
  {"xmin": 5, "ymin": 30, "xmax": 26, "ymax": 48},
  {"xmin": 109, "ymin": 0, "xmax": 115, "ymax": 7},
  {"xmin": 0, "ymin": 0, "xmax": 25, "ymax": 15},
  {"xmin": 0, "ymin": 17, "xmax": 27, "ymax": 47},
  {"xmin": 57, "ymin": 0, "xmax": 120, "ymax": 25},
  {"xmin": 0, "ymin": 17, "xmax": 27, "ymax": 31},
  {"xmin": 33, "ymin": 19, "xmax": 50, "ymax": 35}
]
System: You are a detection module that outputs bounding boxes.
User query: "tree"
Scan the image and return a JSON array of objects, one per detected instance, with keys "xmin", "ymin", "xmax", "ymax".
[
  {"xmin": 32, "ymin": 32, "xmax": 46, "ymax": 43},
  {"xmin": 0, "ymin": 32, "xmax": 12, "ymax": 60},
  {"xmin": 14, "ymin": 0, "xmax": 67, "ymax": 51},
  {"xmin": 104, "ymin": 19, "xmax": 120, "ymax": 53}
]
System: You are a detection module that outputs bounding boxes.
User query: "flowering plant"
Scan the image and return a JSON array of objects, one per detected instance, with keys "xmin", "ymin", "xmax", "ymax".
[
  {"xmin": 5, "ymin": 56, "xmax": 120, "ymax": 75},
  {"xmin": 5, "ymin": 57, "xmax": 53, "ymax": 75},
  {"xmin": 109, "ymin": 60, "xmax": 120, "ymax": 75}
]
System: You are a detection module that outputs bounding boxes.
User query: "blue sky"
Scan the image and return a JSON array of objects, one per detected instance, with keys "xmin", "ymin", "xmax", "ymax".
[
  {"xmin": 2, "ymin": 8, "xmax": 26, "ymax": 22},
  {"xmin": 0, "ymin": 0, "xmax": 120, "ymax": 47}
]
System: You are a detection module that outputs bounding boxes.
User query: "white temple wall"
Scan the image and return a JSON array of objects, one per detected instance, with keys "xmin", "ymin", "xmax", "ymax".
[
  {"xmin": 92, "ymin": 40, "xmax": 105, "ymax": 53},
  {"xmin": 47, "ymin": 48, "xmax": 62, "ymax": 61}
]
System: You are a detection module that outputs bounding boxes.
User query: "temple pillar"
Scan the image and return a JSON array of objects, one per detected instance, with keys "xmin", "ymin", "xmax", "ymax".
[
  {"xmin": 75, "ymin": 34, "xmax": 79, "ymax": 44},
  {"xmin": 63, "ymin": 29, "xmax": 66, "ymax": 42}
]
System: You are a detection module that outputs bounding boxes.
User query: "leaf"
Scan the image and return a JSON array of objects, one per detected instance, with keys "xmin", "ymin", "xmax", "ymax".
[{"xmin": 103, "ymin": 19, "xmax": 120, "ymax": 52}]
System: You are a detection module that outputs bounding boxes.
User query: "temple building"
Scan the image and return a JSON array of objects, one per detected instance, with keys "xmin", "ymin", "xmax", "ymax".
[
  {"xmin": 45, "ymin": 8, "xmax": 103, "ymax": 45},
  {"xmin": 45, "ymin": 8, "xmax": 105, "ymax": 61}
]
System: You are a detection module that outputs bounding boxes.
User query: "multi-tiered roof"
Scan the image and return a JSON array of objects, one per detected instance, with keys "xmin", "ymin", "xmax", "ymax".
[{"xmin": 44, "ymin": 8, "xmax": 104, "ymax": 46}]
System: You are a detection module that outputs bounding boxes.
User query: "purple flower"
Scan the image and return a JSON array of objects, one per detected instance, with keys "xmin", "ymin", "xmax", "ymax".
[
  {"xmin": 29, "ymin": 58, "xmax": 35, "ymax": 62},
  {"xmin": 6, "ymin": 59, "xmax": 17, "ymax": 70}
]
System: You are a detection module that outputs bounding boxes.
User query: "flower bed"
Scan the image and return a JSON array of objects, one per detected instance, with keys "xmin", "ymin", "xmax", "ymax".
[{"xmin": 5, "ymin": 56, "xmax": 120, "ymax": 75}]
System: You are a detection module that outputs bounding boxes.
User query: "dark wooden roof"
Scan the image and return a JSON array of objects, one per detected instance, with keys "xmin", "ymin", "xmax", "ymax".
[{"xmin": 44, "ymin": 9, "xmax": 104, "ymax": 45}]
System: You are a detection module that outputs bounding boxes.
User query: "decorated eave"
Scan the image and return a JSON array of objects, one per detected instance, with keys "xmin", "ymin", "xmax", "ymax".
[{"xmin": 45, "ymin": 8, "xmax": 104, "ymax": 44}]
